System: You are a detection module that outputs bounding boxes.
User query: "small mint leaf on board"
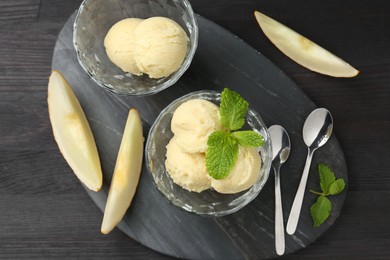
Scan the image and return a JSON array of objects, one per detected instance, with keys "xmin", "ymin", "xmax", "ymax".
[
  {"xmin": 310, "ymin": 196, "xmax": 332, "ymax": 227},
  {"xmin": 231, "ymin": 130, "xmax": 264, "ymax": 147},
  {"xmin": 206, "ymin": 131, "xmax": 238, "ymax": 180},
  {"xmin": 318, "ymin": 163, "xmax": 335, "ymax": 194},
  {"xmin": 329, "ymin": 178, "xmax": 345, "ymax": 195},
  {"xmin": 220, "ymin": 88, "xmax": 249, "ymax": 131}
]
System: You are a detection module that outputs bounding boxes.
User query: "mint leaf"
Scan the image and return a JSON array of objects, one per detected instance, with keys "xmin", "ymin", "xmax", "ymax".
[
  {"xmin": 310, "ymin": 196, "xmax": 332, "ymax": 227},
  {"xmin": 220, "ymin": 88, "xmax": 249, "ymax": 131},
  {"xmin": 206, "ymin": 131, "xmax": 238, "ymax": 180},
  {"xmin": 329, "ymin": 178, "xmax": 345, "ymax": 195},
  {"xmin": 318, "ymin": 163, "xmax": 335, "ymax": 194},
  {"xmin": 231, "ymin": 130, "xmax": 264, "ymax": 147}
]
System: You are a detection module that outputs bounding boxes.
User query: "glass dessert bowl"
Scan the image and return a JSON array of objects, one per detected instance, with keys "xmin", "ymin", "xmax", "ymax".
[
  {"xmin": 145, "ymin": 90, "xmax": 272, "ymax": 217},
  {"xmin": 73, "ymin": 0, "xmax": 198, "ymax": 96}
]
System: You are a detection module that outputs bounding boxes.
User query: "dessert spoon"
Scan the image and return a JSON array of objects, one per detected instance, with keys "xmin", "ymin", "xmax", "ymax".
[
  {"xmin": 286, "ymin": 108, "xmax": 333, "ymax": 235},
  {"xmin": 269, "ymin": 125, "xmax": 291, "ymax": 255}
]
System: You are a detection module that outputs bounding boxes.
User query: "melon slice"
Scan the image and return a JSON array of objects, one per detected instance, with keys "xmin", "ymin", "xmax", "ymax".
[
  {"xmin": 101, "ymin": 109, "xmax": 144, "ymax": 234},
  {"xmin": 254, "ymin": 11, "xmax": 359, "ymax": 77},
  {"xmin": 48, "ymin": 71, "xmax": 102, "ymax": 191}
]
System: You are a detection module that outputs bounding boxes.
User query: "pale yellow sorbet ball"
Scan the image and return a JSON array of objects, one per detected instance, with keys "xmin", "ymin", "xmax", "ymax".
[
  {"xmin": 211, "ymin": 146, "xmax": 262, "ymax": 194},
  {"xmin": 134, "ymin": 17, "xmax": 188, "ymax": 79},
  {"xmin": 104, "ymin": 18, "xmax": 143, "ymax": 75},
  {"xmin": 171, "ymin": 99, "xmax": 222, "ymax": 153},
  {"xmin": 165, "ymin": 138, "xmax": 211, "ymax": 193}
]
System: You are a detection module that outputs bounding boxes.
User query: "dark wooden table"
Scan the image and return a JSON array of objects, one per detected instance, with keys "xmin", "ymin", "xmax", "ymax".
[{"xmin": 1, "ymin": 0, "xmax": 389, "ymax": 259}]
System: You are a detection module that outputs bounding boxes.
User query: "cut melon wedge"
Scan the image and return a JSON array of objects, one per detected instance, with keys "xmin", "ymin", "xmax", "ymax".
[
  {"xmin": 47, "ymin": 71, "xmax": 103, "ymax": 191},
  {"xmin": 254, "ymin": 11, "xmax": 359, "ymax": 77},
  {"xmin": 101, "ymin": 109, "xmax": 144, "ymax": 234},
  {"xmin": 48, "ymin": 70, "xmax": 102, "ymax": 191}
]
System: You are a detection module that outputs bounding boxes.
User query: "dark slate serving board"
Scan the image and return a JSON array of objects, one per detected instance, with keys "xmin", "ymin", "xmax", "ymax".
[{"xmin": 52, "ymin": 13, "xmax": 348, "ymax": 259}]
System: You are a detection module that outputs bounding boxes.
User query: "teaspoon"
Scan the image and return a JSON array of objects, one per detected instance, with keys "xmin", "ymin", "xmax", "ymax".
[
  {"xmin": 286, "ymin": 108, "xmax": 333, "ymax": 235},
  {"xmin": 269, "ymin": 125, "xmax": 291, "ymax": 255}
]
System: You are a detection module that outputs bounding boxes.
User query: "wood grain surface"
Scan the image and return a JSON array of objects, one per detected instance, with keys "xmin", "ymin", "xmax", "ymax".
[{"xmin": 1, "ymin": 0, "xmax": 389, "ymax": 259}]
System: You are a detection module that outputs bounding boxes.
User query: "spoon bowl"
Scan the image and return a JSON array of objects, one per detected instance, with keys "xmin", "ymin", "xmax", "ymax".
[
  {"xmin": 303, "ymin": 108, "xmax": 333, "ymax": 149},
  {"xmin": 286, "ymin": 108, "xmax": 333, "ymax": 235},
  {"xmin": 269, "ymin": 125, "xmax": 291, "ymax": 256},
  {"xmin": 270, "ymin": 125, "xmax": 291, "ymax": 165}
]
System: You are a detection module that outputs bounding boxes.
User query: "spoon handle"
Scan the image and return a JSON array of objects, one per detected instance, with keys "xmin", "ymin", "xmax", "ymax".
[
  {"xmin": 274, "ymin": 167, "xmax": 285, "ymax": 255},
  {"xmin": 286, "ymin": 148, "xmax": 314, "ymax": 235}
]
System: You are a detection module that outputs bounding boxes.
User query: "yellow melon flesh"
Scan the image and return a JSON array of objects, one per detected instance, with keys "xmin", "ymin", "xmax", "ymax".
[
  {"xmin": 254, "ymin": 11, "xmax": 359, "ymax": 77},
  {"xmin": 101, "ymin": 108, "xmax": 144, "ymax": 234},
  {"xmin": 48, "ymin": 70, "xmax": 102, "ymax": 191}
]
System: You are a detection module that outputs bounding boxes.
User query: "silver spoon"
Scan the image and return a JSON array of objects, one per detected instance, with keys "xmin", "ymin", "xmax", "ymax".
[
  {"xmin": 286, "ymin": 108, "xmax": 333, "ymax": 235},
  {"xmin": 269, "ymin": 125, "xmax": 291, "ymax": 256}
]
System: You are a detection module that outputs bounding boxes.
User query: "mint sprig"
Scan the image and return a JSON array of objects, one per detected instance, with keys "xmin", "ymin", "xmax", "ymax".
[
  {"xmin": 206, "ymin": 88, "xmax": 264, "ymax": 180},
  {"xmin": 310, "ymin": 163, "xmax": 345, "ymax": 227}
]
